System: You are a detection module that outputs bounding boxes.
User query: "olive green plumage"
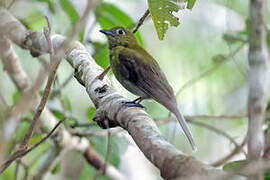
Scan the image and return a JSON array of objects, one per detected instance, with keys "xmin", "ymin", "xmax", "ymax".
[{"xmin": 100, "ymin": 27, "xmax": 196, "ymax": 150}]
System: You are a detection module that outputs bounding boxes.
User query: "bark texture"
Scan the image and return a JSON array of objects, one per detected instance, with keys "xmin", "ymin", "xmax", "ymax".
[{"xmin": 247, "ymin": 0, "xmax": 269, "ymax": 179}]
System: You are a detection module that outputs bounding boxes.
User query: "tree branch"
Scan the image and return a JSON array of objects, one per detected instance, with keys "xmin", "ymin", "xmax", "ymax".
[
  {"xmin": 50, "ymin": 72, "xmax": 74, "ymax": 98},
  {"xmin": 33, "ymin": 145, "xmax": 61, "ymax": 180},
  {"xmin": 176, "ymin": 43, "xmax": 245, "ymax": 97},
  {"xmin": 247, "ymin": 0, "xmax": 269, "ymax": 179},
  {"xmin": 157, "ymin": 116, "xmax": 246, "ymax": 157},
  {"xmin": 19, "ymin": 16, "xmax": 60, "ymax": 150},
  {"xmin": 211, "ymin": 137, "xmax": 247, "ymax": 167},
  {"xmin": 132, "ymin": 9, "xmax": 150, "ymax": 33},
  {"xmin": 0, "ymin": 118, "xmax": 64, "ymax": 174}
]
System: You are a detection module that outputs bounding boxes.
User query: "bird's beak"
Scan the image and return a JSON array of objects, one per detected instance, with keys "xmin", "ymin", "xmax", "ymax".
[{"xmin": 100, "ymin": 29, "xmax": 113, "ymax": 36}]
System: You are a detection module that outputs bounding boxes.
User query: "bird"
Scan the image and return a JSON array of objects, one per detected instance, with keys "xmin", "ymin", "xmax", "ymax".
[{"xmin": 100, "ymin": 26, "xmax": 196, "ymax": 150}]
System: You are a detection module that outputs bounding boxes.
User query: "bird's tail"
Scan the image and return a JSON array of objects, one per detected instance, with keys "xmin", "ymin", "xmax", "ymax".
[
  {"xmin": 174, "ymin": 109, "xmax": 197, "ymax": 151},
  {"xmin": 154, "ymin": 96, "xmax": 197, "ymax": 150}
]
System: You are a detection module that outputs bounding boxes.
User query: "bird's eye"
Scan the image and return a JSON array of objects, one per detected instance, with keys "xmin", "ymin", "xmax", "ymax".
[{"xmin": 116, "ymin": 29, "xmax": 125, "ymax": 35}]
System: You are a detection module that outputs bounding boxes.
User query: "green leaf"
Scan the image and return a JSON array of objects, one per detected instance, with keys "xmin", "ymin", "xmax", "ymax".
[
  {"xmin": 29, "ymin": 134, "xmax": 42, "ymax": 146},
  {"xmin": 148, "ymin": 0, "xmax": 180, "ymax": 40},
  {"xmin": 223, "ymin": 33, "xmax": 247, "ymax": 44},
  {"xmin": 1, "ymin": 163, "xmax": 16, "ymax": 180},
  {"xmin": 223, "ymin": 160, "xmax": 246, "ymax": 172},
  {"xmin": 52, "ymin": 110, "xmax": 65, "ymax": 120},
  {"xmin": 78, "ymin": 162, "xmax": 108, "ymax": 180},
  {"xmin": 223, "ymin": 160, "xmax": 250, "ymax": 176},
  {"xmin": 224, "ymin": 160, "xmax": 270, "ymax": 178},
  {"xmin": 92, "ymin": 42, "xmax": 110, "ymax": 69},
  {"xmin": 267, "ymin": 28, "xmax": 270, "ymax": 51},
  {"xmin": 78, "ymin": 162, "xmax": 94, "ymax": 180},
  {"xmin": 212, "ymin": 54, "xmax": 226, "ymax": 64},
  {"xmin": 91, "ymin": 136, "xmax": 123, "ymax": 167},
  {"xmin": 95, "ymin": 2, "xmax": 132, "ymax": 28},
  {"xmin": 16, "ymin": 120, "xmax": 30, "ymax": 140},
  {"xmin": 95, "ymin": 2, "xmax": 143, "ymax": 46},
  {"xmin": 62, "ymin": 96, "xmax": 72, "ymax": 112},
  {"xmin": 51, "ymin": 162, "xmax": 61, "ymax": 174},
  {"xmin": 88, "ymin": 107, "xmax": 96, "ymax": 120},
  {"xmin": 79, "ymin": 28, "xmax": 85, "ymax": 42},
  {"xmin": 184, "ymin": 0, "xmax": 196, "ymax": 9},
  {"xmin": 59, "ymin": 0, "xmax": 79, "ymax": 26},
  {"xmin": 12, "ymin": 91, "xmax": 21, "ymax": 104},
  {"xmin": 20, "ymin": 10, "xmax": 46, "ymax": 30},
  {"xmin": 265, "ymin": 172, "xmax": 270, "ymax": 180}
]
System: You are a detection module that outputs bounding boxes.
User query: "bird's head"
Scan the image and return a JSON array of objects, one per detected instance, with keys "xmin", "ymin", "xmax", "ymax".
[{"xmin": 100, "ymin": 27, "xmax": 139, "ymax": 49}]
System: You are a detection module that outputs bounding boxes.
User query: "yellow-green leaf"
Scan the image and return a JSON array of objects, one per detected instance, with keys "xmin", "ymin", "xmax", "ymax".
[
  {"xmin": 20, "ymin": 10, "xmax": 46, "ymax": 30},
  {"xmin": 148, "ymin": 0, "xmax": 180, "ymax": 40},
  {"xmin": 184, "ymin": 0, "xmax": 196, "ymax": 9},
  {"xmin": 51, "ymin": 163, "xmax": 61, "ymax": 174}
]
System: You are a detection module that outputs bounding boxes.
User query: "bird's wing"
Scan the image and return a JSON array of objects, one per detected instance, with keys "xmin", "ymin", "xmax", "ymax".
[{"xmin": 118, "ymin": 47, "xmax": 175, "ymax": 102}]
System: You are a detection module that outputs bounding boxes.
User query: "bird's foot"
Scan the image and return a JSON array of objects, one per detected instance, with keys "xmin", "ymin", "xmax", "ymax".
[{"xmin": 122, "ymin": 101, "xmax": 145, "ymax": 108}]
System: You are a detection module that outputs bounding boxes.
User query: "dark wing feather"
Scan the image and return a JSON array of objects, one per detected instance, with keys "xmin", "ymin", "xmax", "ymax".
[
  {"xmin": 118, "ymin": 47, "xmax": 175, "ymax": 102},
  {"xmin": 118, "ymin": 53, "xmax": 139, "ymax": 85}
]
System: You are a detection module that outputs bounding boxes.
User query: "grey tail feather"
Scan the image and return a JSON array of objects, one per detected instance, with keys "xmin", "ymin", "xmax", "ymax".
[
  {"xmin": 174, "ymin": 109, "xmax": 197, "ymax": 151},
  {"xmin": 153, "ymin": 96, "xmax": 197, "ymax": 150}
]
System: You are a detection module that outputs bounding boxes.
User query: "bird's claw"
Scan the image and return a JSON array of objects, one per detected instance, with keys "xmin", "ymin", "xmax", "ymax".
[{"xmin": 122, "ymin": 101, "xmax": 145, "ymax": 109}]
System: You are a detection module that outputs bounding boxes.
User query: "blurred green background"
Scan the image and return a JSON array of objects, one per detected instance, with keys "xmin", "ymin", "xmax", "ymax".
[{"xmin": 0, "ymin": 0, "xmax": 264, "ymax": 179}]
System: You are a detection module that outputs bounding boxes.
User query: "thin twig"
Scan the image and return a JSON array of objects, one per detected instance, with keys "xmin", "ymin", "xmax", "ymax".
[
  {"xmin": 0, "ymin": 118, "xmax": 65, "ymax": 174},
  {"xmin": 93, "ymin": 122, "xmax": 112, "ymax": 180},
  {"xmin": 185, "ymin": 115, "xmax": 247, "ymax": 120},
  {"xmin": 0, "ymin": 90, "xmax": 7, "ymax": 108},
  {"xmin": 168, "ymin": 119, "xmax": 177, "ymax": 143},
  {"xmin": 83, "ymin": 20, "xmax": 97, "ymax": 44},
  {"xmin": 224, "ymin": 0, "xmax": 246, "ymax": 77},
  {"xmin": 132, "ymin": 9, "xmax": 150, "ymax": 34},
  {"xmin": 157, "ymin": 116, "xmax": 245, "ymax": 154},
  {"xmin": 175, "ymin": 43, "xmax": 245, "ymax": 97},
  {"xmin": 51, "ymin": 72, "xmax": 74, "ymax": 98},
  {"xmin": 15, "ymin": 160, "xmax": 29, "ymax": 180},
  {"xmin": 70, "ymin": 122, "xmax": 93, "ymax": 128},
  {"xmin": 66, "ymin": 1, "xmax": 93, "ymax": 43},
  {"xmin": 97, "ymin": 66, "xmax": 111, "ymax": 81},
  {"xmin": 45, "ymin": 16, "xmax": 52, "ymax": 38},
  {"xmin": 14, "ymin": 160, "xmax": 20, "ymax": 180},
  {"xmin": 72, "ymin": 128, "xmax": 123, "ymax": 137},
  {"xmin": 188, "ymin": 120, "xmax": 244, "ymax": 153},
  {"xmin": 7, "ymin": 0, "xmax": 16, "ymax": 9},
  {"xmin": 19, "ymin": 16, "xmax": 58, "ymax": 150},
  {"xmin": 211, "ymin": 136, "xmax": 247, "ymax": 167},
  {"xmin": 20, "ymin": 161, "xmax": 29, "ymax": 180},
  {"xmin": 23, "ymin": 118, "xmax": 65, "ymax": 155},
  {"xmin": 3, "ymin": 64, "xmax": 48, "ymax": 140},
  {"xmin": 33, "ymin": 145, "xmax": 60, "ymax": 180},
  {"xmin": 0, "ymin": 17, "xmax": 60, "ymax": 174},
  {"xmin": 104, "ymin": 129, "xmax": 112, "ymax": 171}
]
